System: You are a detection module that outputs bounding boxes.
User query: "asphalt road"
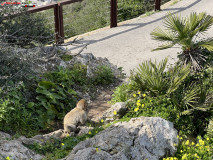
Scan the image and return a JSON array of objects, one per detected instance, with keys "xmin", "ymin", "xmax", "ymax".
[{"xmin": 64, "ymin": 0, "xmax": 213, "ymax": 76}]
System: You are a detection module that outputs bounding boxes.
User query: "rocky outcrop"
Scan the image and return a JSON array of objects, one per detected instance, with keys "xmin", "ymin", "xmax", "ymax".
[
  {"xmin": 0, "ymin": 131, "xmax": 11, "ymax": 140},
  {"xmin": 62, "ymin": 117, "xmax": 178, "ymax": 160},
  {"xmin": 65, "ymin": 52, "xmax": 123, "ymax": 79},
  {"xmin": 0, "ymin": 140, "xmax": 43, "ymax": 160},
  {"xmin": 12, "ymin": 46, "xmax": 123, "ymax": 79},
  {"xmin": 99, "ymin": 102, "xmax": 127, "ymax": 123}
]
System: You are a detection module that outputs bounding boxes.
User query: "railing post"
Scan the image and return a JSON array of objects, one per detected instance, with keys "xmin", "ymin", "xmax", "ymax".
[
  {"xmin": 54, "ymin": 4, "xmax": 60, "ymax": 44},
  {"xmin": 58, "ymin": 3, "xmax": 64, "ymax": 44},
  {"xmin": 110, "ymin": 0, "xmax": 117, "ymax": 28},
  {"xmin": 155, "ymin": 0, "xmax": 161, "ymax": 11}
]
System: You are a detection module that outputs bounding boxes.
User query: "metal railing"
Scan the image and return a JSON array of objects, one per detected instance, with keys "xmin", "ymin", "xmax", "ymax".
[{"xmin": 3, "ymin": 0, "xmax": 166, "ymax": 44}]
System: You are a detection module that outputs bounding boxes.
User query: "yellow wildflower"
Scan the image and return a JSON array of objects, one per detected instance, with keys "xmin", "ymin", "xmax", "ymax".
[
  {"xmin": 180, "ymin": 137, "xmax": 183, "ymax": 140},
  {"xmin": 206, "ymin": 137, "xmax": 209, "ymax": 141},
  {"xmin": 199, "ymin": 139, "xmax": 204, "ymax": 145},
  {"xmin": 6, "ymin": 157, "xmax": 10, "ymax": 160},
  {"xmin": 177, "ymin": 135, "xmax": 179, "ymax": 138},
  {"xmin": 182, "ymin": 154, "xmax": 187, "ymax": 160},
  {"xmin": 66, "ymin": 133, "xmax": 70, "ymax": 137},
  {"xmin": 138, "ymin": 91, "xmax": 141, "ymax": 95},
  {"xmin": 195, "ymin": 153, "xmax": 199, "ymax": 158},
  {"xmin": 143, "ymin": 94, "xmax": 146, "ymax": 97},
  {"xmin": 191, "ymin": 142, "xmax": 195, "ymax": 145},
  {"xmin": 88, "ymin": 131, "xmax": 92, "ymax": 134},
  {"xmin": 61, "ymin": 143, "xmax": 64, "ymax": 146},
  {"xmin": 180, "ymin": 150, "xmax": 183, "ymax": 153},
  {"xmin": 185, "ymin": 140, "xmax": 190, "ymax": 145},
  {"xmin": 136, "ymin": 102, "xmax": 141, "ymax": 106},
  {"xmin": 142, "ymin": 104, "xmax": 145, "ymax": 107},
  {"xmin": 150, "ymin": 100, "xmax": 152, "ymax": 102},
  {"xmin": 101, "ymin": 119, "xmax": 104, "ymax": 123},
  {"xmin": 137, "ymin": 99, "xmax": 140, "ymax": 103},
  {"xmin": 133, "ymin": 94, "xmax": 136, "ymax": 97},
  {"xmin": 134, "ymin": 107, "xmax": 139, "ymax": 112},
  {"xmin": 113, "ymin": 111, "xmax": 117, "ymax": 115},
  {"xmin": 96, "ymin": 147, "xmax": 99, "ymax": 152}
]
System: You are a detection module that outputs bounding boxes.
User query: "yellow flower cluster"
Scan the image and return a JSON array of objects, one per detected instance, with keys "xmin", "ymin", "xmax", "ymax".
[
  {"xmin": 134, "ymin": 99, "xmax": 145, "ymax": 112},
  {"xmin": 177, "ymin": 135, "xmax": 183, "ymax": 140},
  {"xmin": 133, "ymin": 92, "xmax": 147, "ymax": 97},
  {"xmin": 134, "ymin": 107, "xmax": 139, "ymax": 112}
]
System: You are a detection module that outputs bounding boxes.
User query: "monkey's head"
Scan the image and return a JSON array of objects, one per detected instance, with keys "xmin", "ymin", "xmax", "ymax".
[{"xmin": 77, "ymin": 99, "xmax": 88, "ymax": 111}]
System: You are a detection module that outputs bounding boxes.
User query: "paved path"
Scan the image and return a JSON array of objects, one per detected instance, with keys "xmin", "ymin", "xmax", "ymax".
[{"xmin": 65, "ymin": 0, "xmax": 213, "ymax": 76}]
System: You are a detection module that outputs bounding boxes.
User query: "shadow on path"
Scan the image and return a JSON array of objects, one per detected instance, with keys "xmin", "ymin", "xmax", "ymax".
[{"xmin": 65, "ymin": 0, "xmax": 200, "ymax": 51}]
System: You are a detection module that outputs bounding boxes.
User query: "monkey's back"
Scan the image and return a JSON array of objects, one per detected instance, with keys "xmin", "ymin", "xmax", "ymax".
[{"xmin": 63, "ymin": 107, "xmax": 86, "ymax": 126}]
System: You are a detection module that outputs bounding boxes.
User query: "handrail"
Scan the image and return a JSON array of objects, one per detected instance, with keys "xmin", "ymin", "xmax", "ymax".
[{"xmin": 3, "ymin": 0, "xmax": 162, "ymax": 44}]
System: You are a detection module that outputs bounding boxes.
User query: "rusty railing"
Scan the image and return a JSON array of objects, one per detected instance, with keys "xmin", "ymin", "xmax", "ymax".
[{"xmin": 5, "ymin": 0, "xmax": 162, "ymax": 44}]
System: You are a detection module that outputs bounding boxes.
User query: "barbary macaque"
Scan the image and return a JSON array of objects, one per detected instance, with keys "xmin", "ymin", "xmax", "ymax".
[{"xmin": 63, "ymin": 99, "xmax": 88, "ymax": 134}]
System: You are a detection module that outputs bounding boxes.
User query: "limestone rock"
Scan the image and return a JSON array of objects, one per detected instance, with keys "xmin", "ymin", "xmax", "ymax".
[
  {"xmin": 63, "ymin": 117, "xmax": 178, "ymax": 160},
  {"xmin": 18, "ymin": 129, "xmax": 64, "ymax": 145},
  {"xmin": 0, "ymin": 131, "xmax": 11, "ymax": 140},
  {"xmin": 77, "ymin": 126, "xmax": 94, "ymax": 136},
  {"xmin": 0, "ymin": 140, "xmax": 43, "ymax": 160},
  {"xmin": 100, "ymin": 102, "xmax": 127, "ymax": 122}
]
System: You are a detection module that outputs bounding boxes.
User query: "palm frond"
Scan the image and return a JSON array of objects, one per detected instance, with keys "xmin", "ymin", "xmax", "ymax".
[
  {"xmin": 151, "ymin": 27, "xmax": 176, "ymax": 42},
  {"xmin": 164, "ymin": 13, "xmax": 186, "ymax": 38},
  {"xmin": 135, "ymin": 58, "xmax": 169, "ymax": 95},
  {"xmin": 192, "ymin": 12, "xmax": 213, "ymax": 35},
  {"xmin": 167, "ymin": 64, "xmax": 191, "ymax": 94},
  {"xmin": 196, "ymin": 38, "xmax": 213, "ymax": 51},
  {"xmin": 182, "ymin": 83, "xmax": 200, "ymax": 109},
  {"xmin": 152, "ymin": 43, "xmax": 176, "ymax": 51}
]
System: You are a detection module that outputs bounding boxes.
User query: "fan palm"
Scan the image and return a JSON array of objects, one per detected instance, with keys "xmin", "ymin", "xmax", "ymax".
[
  {"xmin": 151, "ymin": 12, "xmax": 213, "ymax": 70},
  {"xmin": 131, "ymin": 58, "xmax": 190, "ymax": 96}
]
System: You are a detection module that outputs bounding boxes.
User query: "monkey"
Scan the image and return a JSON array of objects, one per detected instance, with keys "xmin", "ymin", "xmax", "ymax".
[{"xmin": 63, "ymin": 99, "xmax": 88, "ymax": 134}]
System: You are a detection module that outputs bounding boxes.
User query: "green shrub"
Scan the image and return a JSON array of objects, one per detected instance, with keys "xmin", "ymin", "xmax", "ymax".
[
  {"xmin": 0, "ymin": 82, "xmax": 38, "ymax": 135},
  {"xmin": 92, "ymin": 65, "xmax": 115, "ymax": 85},
  {"xmin": 110, "ymin": 83, "xmax": 130, "ymax": 104},
  {"xmin": 112, "ymin": 59, "xmax": 213, "ymax": 137},
  {"xmin": 171, "ymin": 135, "xmax": 213, "ymax": 160},
  {"xmin": 34, "ymin": 80, "xmax": 77, "ymax": 129},
  {"xmin": 130, "ymin": 58, "xmax": 190, "ymax": 96}
]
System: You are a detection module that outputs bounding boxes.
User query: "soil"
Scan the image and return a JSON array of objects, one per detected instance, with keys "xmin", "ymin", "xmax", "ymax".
[{"xmin": 87, "ymin": 80, "xmax": 123, "ymax": 122}]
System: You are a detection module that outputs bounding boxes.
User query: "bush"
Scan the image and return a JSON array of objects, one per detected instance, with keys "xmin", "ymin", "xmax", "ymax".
[
  {"xmin": 168, "ymin": 135, "xmax": 213, "ymax": 160},
  {"xmin": 92, "ymin": 65, "xmax": 115, "ymax": 85},
  {"xmin": 0, "ymin": 82, "xmax": 38, "ymax": 135},
  {"xmin": 110, "ymin": 83, "xmax": 130, "ymax": 104},
  {"xmin": 130, "ymin": 58, "xmax": 190, "ymax": 96},
  {"xmin": 112, "ymin": 58, "xmax": 213, "ymax": 137}
]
